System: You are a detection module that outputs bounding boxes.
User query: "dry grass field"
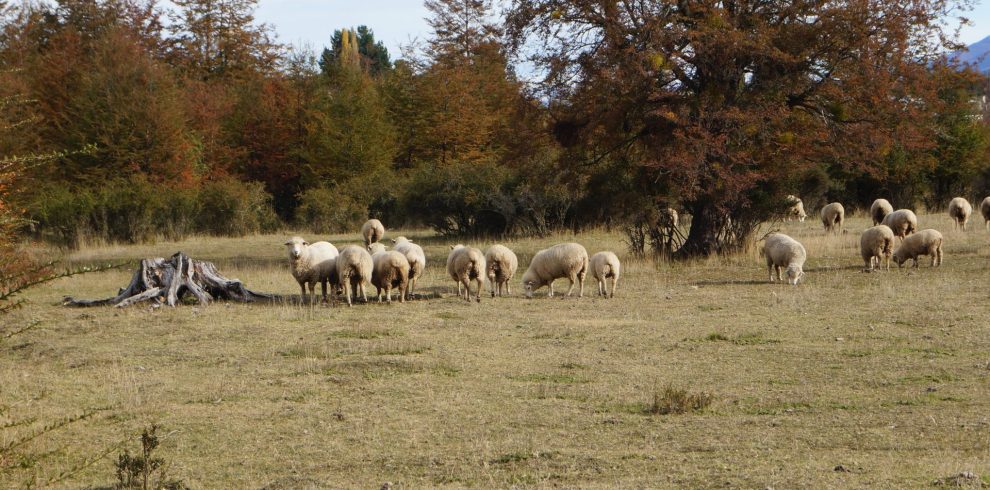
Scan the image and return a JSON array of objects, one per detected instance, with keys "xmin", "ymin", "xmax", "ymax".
[{"xmin": 2, "ymin": 212, "xmax": 989, "ymax": 488}]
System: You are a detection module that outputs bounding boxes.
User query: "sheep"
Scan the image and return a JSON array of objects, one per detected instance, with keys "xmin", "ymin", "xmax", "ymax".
[
  {"xmin": 982, "ymin": 197, "xmax": 990, "ymax": 231},
  {"xmin": 820, "ymin": 202, "xmax": 844, "ymax": 233},
  {"xmin": 370, "ymin": 248, "xmax": 410, "ymax": 304},
  {"xmin": 446, "ymin": 245, "xmax": 486, "ymax": 302},
  {"xmin": 392, "ymin": 237, "xmax": 426, "ymax": 300},
  {"xmin": 284, "ymin": 236, "xmax": 339, "ymax": 304},
  {"xmin": 484, "ymin": 244, "xmax": 518, "ymax": 297},
  {"xmin": 361, "ymin": 219, "xmax": 385, "ymax": 246},
  {"xmin": 870, "ymin": 199, "xmax": 893, "ymax": 226},
  {"xmin": 521, "ymin": 242, "xmax": 589, "ymax": 299},
  {"xmin": 589, "ymin": 251, "xmax": 621, "ymax": 298},
  {"xmin": 660, "ymin": 207, "xmax": 679, "ymax": 228},
  {"xmin": 367, "ymin": 242, "xmax": 387, "ymax": 255},
  {"xmin": 785, "ymin": 195, "xmax": 806, "ymax": 222},
  {"xmin": 948, "ymin": 197, "xmax": 973, "ymax": 231},
  {"xmin": 892, "ymin": 229, "xmax": 943, "ymax": 268},
  {"xmin": 881, "ymin": 209, "xmax": 918, "ymax": 239},
  {"xmin": 336, "ymin": 245, "xmax": 374, "ymax": 306},
  {"xmin": 761, "ymin": 233, "xmax": 806, "ymax": 285},
  {"xmin": 860, "ymin": 225, "xmax": 895, "ymax": 271}
]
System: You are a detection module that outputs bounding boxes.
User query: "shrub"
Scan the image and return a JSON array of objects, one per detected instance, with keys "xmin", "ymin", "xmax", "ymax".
[
  {"xmin": 195, "ymin": 177, "xmax": 278, "ymax": 237},
  {"xmin": 295, "ymin": 186, "xmax": 367, "ymax": 234},
  {"xmin": 647, "ymin": 385, "xmax": 713, "ymax": 415}
]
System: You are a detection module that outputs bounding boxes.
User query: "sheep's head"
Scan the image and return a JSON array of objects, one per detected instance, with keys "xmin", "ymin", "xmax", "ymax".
[
  {"xmin": 785, "ymin": 265, "xmax": 804, "ymax": 286},
  {"xmin": 393, "ymin": 236, "xmax": 410, "ymax": 245},
  {"xmin": 523, "ymin": 280, "xmax": 536, "ymax": 298},
  {"xmin": 284, "ymin": 237, "xmax": 308, "ymax": 259},
  {"xmin": 892, "ymin": 250, "xmax": 906, "ymax": 267},
  {"xmin": 368, "ymin": 243, "xmax": 386, "ymax": 255}
]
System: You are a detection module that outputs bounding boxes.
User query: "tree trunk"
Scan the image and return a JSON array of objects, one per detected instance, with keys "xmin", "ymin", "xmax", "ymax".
[
  {"xmin": 63, "ymin": 252, "xmax": 279, "ymax": 308},
  {"xmin": 676, "ymin": 201, "xmax": 727, "ymax": 258}
]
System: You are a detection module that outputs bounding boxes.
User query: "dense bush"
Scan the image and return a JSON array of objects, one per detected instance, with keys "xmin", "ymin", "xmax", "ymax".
[
  {"xmin": 29, "ymin": 177, "xmax": 277, "ymax": 248},
  {"xmin": 295, "ymin": 186, "xmax": 367, "ymax": 234}
]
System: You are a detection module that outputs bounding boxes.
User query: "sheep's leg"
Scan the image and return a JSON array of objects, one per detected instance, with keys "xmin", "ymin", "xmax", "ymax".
[
  {"xmin": 597, "ymin": 279, "xmax": 604, "ymax": 297},
  {"xmin": 384, "ymin": 284, "xmax": 391, "ymax": 304},
  {"xmin": 475, "ymin": 278, "xmax": 483, "ymax": 302},
  {"xmin": 360, "ymin": 282, "xmax": 368, "ymax": 303},
  {"xmin": 460, "ymin": 277, "xmax": 471, "ymax": 301},
  {"xmin": 506, "ymin": 282, "xmax": 511, "ymax": 296},
  {"xmin": 548, "ymin": 281, "xmax": 554, "ymax": 297},
  {"xmin": 578, "ymin": 270, "xmax": 586, "ymax": 297},
  {"xmin": 564, "ymin": 274, "xmax": 576, "ymax": 297},
  {"xmin": 299, "ymin": 282, "xmax": 307, "ymax": 304},
  {"xmin": 936, "ymin": 246, "xmax": 943, "ymax": 267},
  {"xmin": 320, "ymin": 280, "xmax": 328, "ymax": 303},
  {"xmin": 343, "ymin": 275, "xmax": 353, "ymax": 306},
  {"xmin": 610, "ymin": 276, "xmax": 617, "ymax": 298},
  {"xmin": 457, "ymin": 281, "xmax": 463, "ymax": 298}
]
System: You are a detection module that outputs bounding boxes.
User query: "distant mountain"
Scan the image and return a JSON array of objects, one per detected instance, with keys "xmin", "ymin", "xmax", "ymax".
[{"xmin": 953, "ymin": 35, "xmax": 990, "ymax": 72}]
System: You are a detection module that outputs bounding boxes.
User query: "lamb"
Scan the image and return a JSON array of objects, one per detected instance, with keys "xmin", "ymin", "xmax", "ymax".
[
  {"xmin": 370, "ymin": 248, "xmax": 410, "ymax": 304},
  {"xmin": 392, "ymin": 236, "xmax": 426, "ymax": 299},
  {"xmin": 446, "ymin": 245, "xmax": 486, "ymax": 302},
  {"xmin": 589, "ymin": 251, "xmax": 621, "ymax": 298},
  {"xmin": 881, "ymin": 209, "xmax": 918, "ymax": 239},
  {"xmin": 785, "ymin": 195, "xmax": 806, "ymax": 222},
  {"xmin": 761, "ymin": 233, "xmax": 806, "ymax": 285},
  {"xmin": 484, "ymin": 244, "xmax": 518, "ymax": 297},
  {"xmin": 521, "ymin": 242, "xmax": 589, "ymax": 298},
  {"xmin": 284, "ymin": 236, "xmax": 339, "ymax": 304},
  {"xmin": 860, "ymin": 225, "xmax": 895, "ymax": 271},
  {"xmin": 361, "ymin": 219, "xmax": 385, "ymax": 246},
  {"xmin": 336, "ymin": 245, "xmax": 374, "ymax": 306},
  {"xmin": 870, "ymin": 198, "xmax": 893, "ymax": 226},
  {"xmin": 948, "ymin": 197, "xmax": 972, "ymax": 231},
  {"xmin": 892, "ymin": 229, "xmax": 943, "ymax": 268},
  {"xmin": 820, "ymin": 202, "xmax": 844, "ymax": 233},
  {"xmin": 982, "ymin": 197, "xmax": 990, "ymax": 231}
]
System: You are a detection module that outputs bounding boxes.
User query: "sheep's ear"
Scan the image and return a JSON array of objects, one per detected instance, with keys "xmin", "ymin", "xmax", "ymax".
[
  {"xmin": 449, "ymin": 245, "xmax": 455, "ymax": 250},
  {"xmin": 303, "ymin": 241, "xmax": 310, "ymax": 246},
  {"xmin": 283, "ymin": 240, "xmax": 292, "ymax": 246}
]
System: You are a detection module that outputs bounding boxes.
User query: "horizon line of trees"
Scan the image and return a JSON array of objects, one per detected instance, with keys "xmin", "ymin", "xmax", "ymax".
[{"xmin": 0, "ymin": 0, "xmax": 988, "ymax": 257}]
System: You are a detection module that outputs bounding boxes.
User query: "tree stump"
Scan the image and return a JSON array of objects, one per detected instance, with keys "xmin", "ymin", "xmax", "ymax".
[{"xmin": 63, "ymin": 252, "xmax": 278, "ymax": 308}]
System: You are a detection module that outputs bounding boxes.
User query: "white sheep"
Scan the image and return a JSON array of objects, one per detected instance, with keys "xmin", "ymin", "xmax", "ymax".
[
  {"xmin": 860, "ymin": 225, "xmax": 895, "ymax": 271},
  {"xmin": 892, "ymin": 229, "xmax": 943, "ymax": 268},
  {"xmin": 820, "ymin": 202, "xmax": 844, "ymax": 233},
  {"xmin": 521, "ymin": 242, "xmax": 589, "ymax": 298},
  {"xmin": 870, "ymin": 199, "xmax": 893, "ymax": 226},
  {"xmin": 948, "ymin": 197, "xmax": 972, "ymax": 231},
  {"xmin": 761, "ymin": 233, "xmax": 806, "ymax": 285},
  {"xmin": 336, "ymin": 245, "xmax": 374, "ymax": 306},
  {"xmin": 785, "ymin": 195, "xmax": 806, "ymax": 222},
  {"xmin": 981, "ymin": 197, "xmax": 990, "ymax": 231},
  {"xmin": 589, "ymin": 251, "xmax": 621, "ymax": 298},
  {"xmin": 484, "ymin": 244, "xmax": 518, "ymax": 297},
  {"xmin": 392, "ymin": 236, "xmax": 426, "ymax": 300},
  {"xmin": 284, "ymin": 236, "xmax": 339, "ymax": 304},
  {"xmin": 660, "ymin": 207, "xmax": 679, "ymax": 228},
  {"xmin": 370, "ymin": 248, "xmax": 410, "ymax": 304},
  {"xmin": 361, "ymin": 219, "xmax": 385, "ymax": 246},
  {"xmin": 367, "ymin": 242, "xmax": 387, "ymax": 255},
  {"xmin": 881, "ymin": 209, "xmax": 918, "ymax": 239},
  {"xmin": 446, "ymin": 245, "xmax": 486, "ymax": 302}
]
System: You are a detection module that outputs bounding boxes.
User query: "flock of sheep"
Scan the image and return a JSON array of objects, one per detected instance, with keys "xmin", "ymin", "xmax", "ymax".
[
  {"xmin": 769, "ymin": 195, "xmax": 988, "ymax": 285},
  {"xmin": 284, "ymin": 219, "xmax": 621, "ymax": 305},
  {"xmin": 285, "ymin": 196, "xmax": 985, "ymax": 302}
]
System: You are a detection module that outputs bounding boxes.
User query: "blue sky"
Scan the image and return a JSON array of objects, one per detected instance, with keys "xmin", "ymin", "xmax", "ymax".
[{"xmin": 252, "ymin": 1, "xmax": 990, "ymax": 59}]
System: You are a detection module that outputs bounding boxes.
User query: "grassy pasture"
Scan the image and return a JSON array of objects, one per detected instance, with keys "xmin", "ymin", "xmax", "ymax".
[{"xmin": 2, "ymin": 211, "xmax": 990, "ymax": 488}]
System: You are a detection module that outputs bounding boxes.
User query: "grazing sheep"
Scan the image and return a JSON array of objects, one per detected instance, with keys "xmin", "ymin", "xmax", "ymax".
[
  {"xmin": 785, "ymin": 195, "xmax": 807, "ymax": 222},
  {"xmin": 982, "ymin": 197, "xmax": 990, "ymax": 231},
  {"xmin": 392, "ymin": 237, "xmax": 426, "ymax": 299},
  {"xmin": 521, "ymin": 242, "xmax": 589, "ymax": 298},
  {"xmin": 484, "ymin": 244, "xmax": 518, "ymax": 297},
  {"xmin": 870, "ymin": 199, "xmax": 893, "ymax": 226},
  {"xmin": 761, "ymin": 233, "xmax": 806, "ymax": 285},
  {"xmin": 370, "ymin": 249, "xmax": 410, "ymax": 304},
  {"xmin": 284, "ymin": 237, "xmax": 339, "ymax": 304},
  {"xmin": 336, "ymin": 245, "xmax": 374, "ymax": 306},
  {"xmin": 860, "ymin": 225, "xmax": 895, "ymax": 271},
  {"xmin": 361, "ymin": 219, "xmax": 385, "ymax": 246},
  {"xmin": 660, "ymin": 207, "xmax": 679, "ymax": 228},
  {"xmin": 948, "ymin": 197, "xmax": 973, "ymax": 231},
  {"xmin": 589, "ymin": 251, "xmax": 621, "ymax": 298},
  {"xmin": 446, "ymin": 245, "xmax": 486, "ymax": 302},
  {"xmin": 892, "ymin": 229, "xmax": 943, "ymax": 268},
  {"xmin": 820, "ymin": 202, "xmax": 844, "ymax": 233},
  {"xmin": 881, "ymin": 209, "xmax": 918, "ymax": 239}
]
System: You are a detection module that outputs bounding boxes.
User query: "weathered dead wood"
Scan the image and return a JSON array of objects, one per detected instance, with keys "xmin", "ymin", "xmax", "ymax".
[{"xmin": 63, "ymin": 252, "xmax": 278, "ymax": 308}]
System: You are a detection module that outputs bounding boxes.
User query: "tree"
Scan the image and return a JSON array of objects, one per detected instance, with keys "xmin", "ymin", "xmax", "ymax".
[
  {"xmin": 319, "ymin": 25, "xmax": 392, "ymax": 77},
  {"xmin": 507, "ymin": 0, "xmax": 975, "ymax": 257},
  {"xmin": 168, "ymin": 0, "xmax": 279, "ymax": 79}
]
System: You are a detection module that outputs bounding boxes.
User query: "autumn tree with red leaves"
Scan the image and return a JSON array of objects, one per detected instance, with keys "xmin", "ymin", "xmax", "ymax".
[{"xmin": 507, "ymin": 0, "xmax": 979, "ymax": 256}]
